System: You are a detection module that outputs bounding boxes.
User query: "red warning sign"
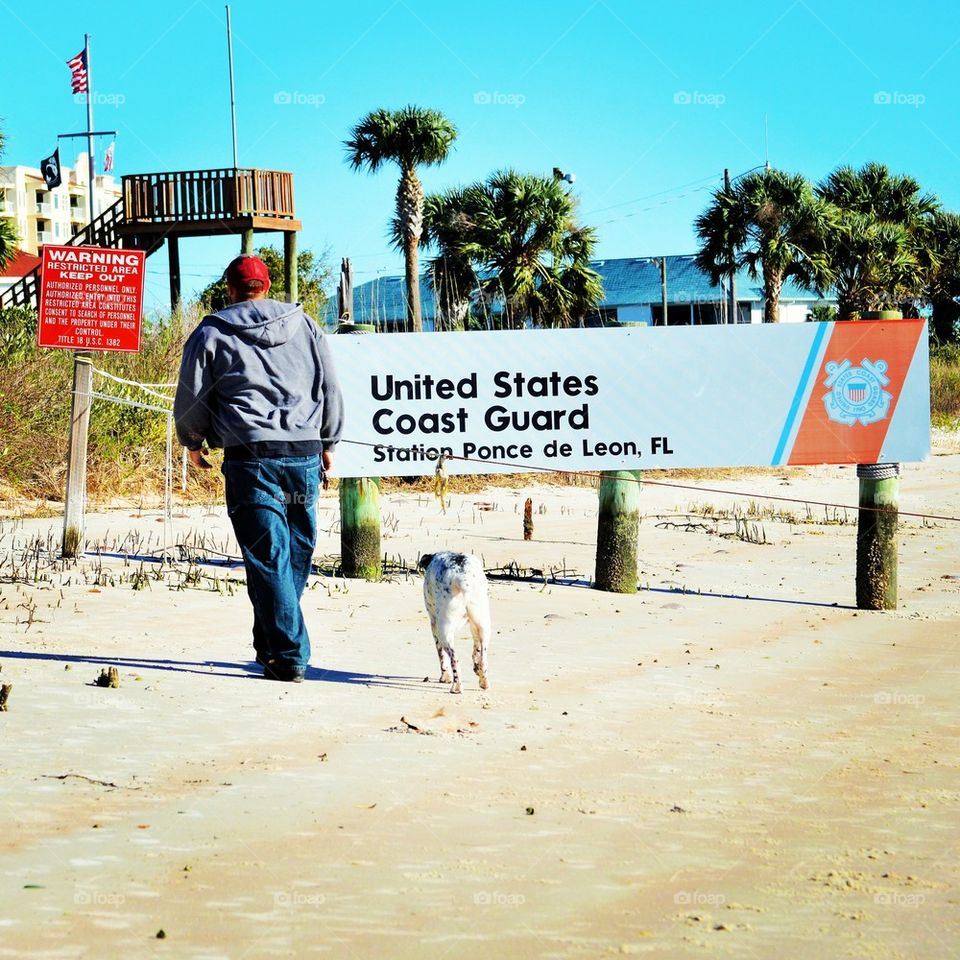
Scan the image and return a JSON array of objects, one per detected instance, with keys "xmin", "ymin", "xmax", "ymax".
[{"xmin": 37, "ymin": 244, "xmax": 146, "ymax": 352}]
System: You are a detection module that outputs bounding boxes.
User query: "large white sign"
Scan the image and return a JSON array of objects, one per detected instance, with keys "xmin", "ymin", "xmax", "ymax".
[{"xmin": 325, "ymin": 322, "xmax": 930, "ymax": 477}]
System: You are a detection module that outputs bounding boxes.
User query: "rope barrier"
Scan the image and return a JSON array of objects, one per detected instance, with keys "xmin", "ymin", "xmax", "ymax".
[
  {"xmin": 72, "ymin": 377, "xmax": 176, "ymax": 553},
  {"xmin": 75, "ymin": 390, "xmax": 171, "ymax": 415},
  {"xmin": 857, "ymin": 463, "xmax": 900, "ymax": 480},
  {"xmin": 90, "ymin": 366, "xmax": 175, "ymax": 403},
  {"xmin": 339, "ymin": 438, "xmax": 960, "ymax": 524}
]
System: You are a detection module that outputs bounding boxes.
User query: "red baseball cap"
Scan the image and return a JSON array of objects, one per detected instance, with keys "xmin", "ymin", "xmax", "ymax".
[{"xmin": 223, "ymin": 254, "xmax": 271, "ymax": 288}]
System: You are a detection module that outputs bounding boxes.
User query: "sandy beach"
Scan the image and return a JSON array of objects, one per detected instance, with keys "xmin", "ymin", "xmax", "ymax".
[{"xmin": 1, "ymin": 441, "xmax": 959, "ymax": 959}]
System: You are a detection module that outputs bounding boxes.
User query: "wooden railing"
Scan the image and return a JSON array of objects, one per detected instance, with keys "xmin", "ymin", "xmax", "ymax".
[{"xmin": 121, "ymin": 168, "xmax": 296, "ymax": 223}]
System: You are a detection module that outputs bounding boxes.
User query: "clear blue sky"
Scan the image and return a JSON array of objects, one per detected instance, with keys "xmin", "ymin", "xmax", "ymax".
[{"xmin": 2, "ymin": 0, "xmax": 958, "ymax": 313}]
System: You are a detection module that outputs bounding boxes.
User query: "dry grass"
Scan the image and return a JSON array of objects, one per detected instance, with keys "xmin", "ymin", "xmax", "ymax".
[{"xmin": 931, "ymin": 344, "xmax": 960, "ymax": 429}]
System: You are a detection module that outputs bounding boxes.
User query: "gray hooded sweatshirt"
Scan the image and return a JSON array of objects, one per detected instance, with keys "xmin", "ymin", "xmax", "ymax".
[{"xmin": 174, "ymin": 298, "xmax": 344, "ymax": 453}]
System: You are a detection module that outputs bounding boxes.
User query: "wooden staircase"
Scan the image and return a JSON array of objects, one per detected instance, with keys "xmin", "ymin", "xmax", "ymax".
[{"xmin": 0, "ymin": 197, "xmax": 164, "ymax": 311}]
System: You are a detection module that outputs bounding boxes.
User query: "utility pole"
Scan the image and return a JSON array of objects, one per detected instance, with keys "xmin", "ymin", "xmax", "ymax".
[
  {"xmin": 84, "ymin": 33, "xmax": 96, "ymax": 224},
  {"xmin": 724, "ymin": 168, "xmax": 736, "ymax": 323},
  {"xmin": 660, "ymin": 257, "xmax": 668, "ymax": 326},
  {"xmin": 225, "ymin": 5, "xmax": 239, "ymax": 169}
]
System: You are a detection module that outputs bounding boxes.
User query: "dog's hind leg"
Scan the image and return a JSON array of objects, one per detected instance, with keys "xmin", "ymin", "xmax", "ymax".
[
  {"xmin": 447, "ymin": 647, "xmax": 461, "ymax": 694},
  {"xmin": 468, "ymin": 605, "xmax": 491, "ymax": 690},
  {"xmin": 436, "ymin": 613, "xmax": 462, "ymax": 694},
  {"xmin": 429, "ymin": 613, "xmax": 451, "ymax": 683},
  {"xmin": 435, "ymin": 638, "xmax": 451, "ymax": 684}
]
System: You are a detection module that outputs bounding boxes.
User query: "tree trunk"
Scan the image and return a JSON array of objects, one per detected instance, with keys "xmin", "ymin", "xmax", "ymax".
[
  {"xmin": 837, "ymin": 294, "xmax": 857, "ymax": 321},
  {"xmin": 763, "ymin": 270, "xmax": 783, "ymax": 323},
  {"xmin": 931, "ymin": 298, "xmax": 960, "ymax": 343},
  {"xmin": 397, "ymin": 167, "xmax": 424, "ymax": 332}
]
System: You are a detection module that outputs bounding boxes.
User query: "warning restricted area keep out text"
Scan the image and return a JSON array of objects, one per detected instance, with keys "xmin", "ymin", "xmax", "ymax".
[{"xmin": 37, "ymin": 244, "xmax": 146, "ymax": 352}]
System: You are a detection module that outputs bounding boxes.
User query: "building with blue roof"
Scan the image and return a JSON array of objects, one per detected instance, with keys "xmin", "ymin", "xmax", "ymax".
[{"xmin": 322, "ymin": 254, "xmax": 834, "ymax": 330}]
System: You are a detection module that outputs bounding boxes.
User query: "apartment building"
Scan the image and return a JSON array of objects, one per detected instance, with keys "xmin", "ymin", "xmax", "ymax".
[{"xmin": 0, "ymin": 153, "xmax": 121, "ymax": 255}]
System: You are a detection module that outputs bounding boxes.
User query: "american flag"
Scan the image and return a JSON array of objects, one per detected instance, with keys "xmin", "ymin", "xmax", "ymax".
[{"xmin": 67, "ymin": 49, "xmax": 88, "ymax": 94}]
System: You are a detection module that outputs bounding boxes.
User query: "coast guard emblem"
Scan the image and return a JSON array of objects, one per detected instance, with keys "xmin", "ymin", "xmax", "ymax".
[{"xmin": 822, "ymin": 358, "xmax": 891, "ymax": 426}]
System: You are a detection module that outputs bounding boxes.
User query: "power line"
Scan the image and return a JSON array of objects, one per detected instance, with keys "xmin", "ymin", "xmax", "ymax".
[
  {"xmin": 585, "ymin": 163, "xmax": 771, "ymax": 228},
  {"xmin": 584, "ymin": 172, "xmax": 723, "ymax": 216}
]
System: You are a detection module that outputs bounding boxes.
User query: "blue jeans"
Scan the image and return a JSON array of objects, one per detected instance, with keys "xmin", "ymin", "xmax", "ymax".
[{"xmin": 222, "ymin": 456, "xmax": 320, "ymax": 670}]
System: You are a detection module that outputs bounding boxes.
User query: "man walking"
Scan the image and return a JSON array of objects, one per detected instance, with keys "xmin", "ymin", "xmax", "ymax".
[{"xmin": 175, "ymin": 254, "xmax": 344, "ymax": 682}]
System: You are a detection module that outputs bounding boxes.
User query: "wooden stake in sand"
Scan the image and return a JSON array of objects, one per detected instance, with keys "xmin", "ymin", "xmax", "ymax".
[
  {"xmin": 63, "ymin": 354, "xmax": 94, "ymax": 558},
  {"xmin": 523, "ymin": 497, "xmax": 533, "ymax": 541},
  {"xmin": 0, "ymin": 683, "xmax": 11, "ymax": 711},
  {"xmin": 594, "ymin": 470, "xmax": 642, "ymax": 593},
  {"xmin": 95, "ymin": 667, "xmax": 121, "ymax": 689},
  {"xmin": 856, "ymin": 462, "xmax": 899, "ymax": 610}
]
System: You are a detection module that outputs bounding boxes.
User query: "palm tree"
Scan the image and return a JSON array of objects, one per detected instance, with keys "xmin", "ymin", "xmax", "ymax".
[
  {"xmin": 816, "ymin": 162, "xmax": 938, "ymax": 224},
  {"xmin": 0, "ymin": 218, "xmax": 17, "ymax": 271},
  {"xmin": 416, "ymin": 171, "xmax": 603, "ymax": 329},
  {"xmin": 814, "ymin": 162, "xmax": 939, "ymax": 318},
  {"xmin": 407, "ymin": 187, "xmax": 478, "ymax": 331},
  {"xmin": 345, "ymin": 106, "xmax": 457, "ymax": 331},
  {"xmin": 695, "ymin": 168, "xmax": 830, "ymax": 322},
  {"xmin": 925, "ymin": 211, "xmax": 960, "ymax": 342},
  {"xmin": 0, "ymin": 127, "xmax": 18, "ymax": 270}
]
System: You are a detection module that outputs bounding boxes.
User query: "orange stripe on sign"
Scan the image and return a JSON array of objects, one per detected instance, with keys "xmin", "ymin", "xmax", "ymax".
[{"xmin": 788, "ymin": 320, "xmax": 925, "ymax": 466}]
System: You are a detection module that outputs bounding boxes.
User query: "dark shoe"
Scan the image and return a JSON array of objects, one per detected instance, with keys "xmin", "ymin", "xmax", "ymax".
[
  {"xmin": 255, "ymin": 654, "xmax": 275, "ymax": 667},
  {"xmin": 263, "ymin": 662, "xmax": 305, "ymax": 683}
]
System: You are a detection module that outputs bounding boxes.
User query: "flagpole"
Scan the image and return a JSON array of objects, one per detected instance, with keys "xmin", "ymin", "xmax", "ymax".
[
  {"xmin": 225, "ymin": 5, "xmax": 238, "ymax": 168},
  {"xmin": 84, "ymin": 32, "xmax": 96, "ymax": 225}
]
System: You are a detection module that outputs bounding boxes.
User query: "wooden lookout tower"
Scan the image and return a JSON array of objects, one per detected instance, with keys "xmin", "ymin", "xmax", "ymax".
[{"xmin": 0, "ymin": 166, "xmax": 302, "ymax": 312}]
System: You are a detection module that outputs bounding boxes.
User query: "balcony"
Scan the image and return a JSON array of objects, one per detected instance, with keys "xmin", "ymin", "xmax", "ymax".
[
  {"xmin": 36, "ymin": 230, "xmax": 53, "ymax": 244},
  {"xmin": 35, "ymin": 202, "xmax": 53, "ymax": 216}
]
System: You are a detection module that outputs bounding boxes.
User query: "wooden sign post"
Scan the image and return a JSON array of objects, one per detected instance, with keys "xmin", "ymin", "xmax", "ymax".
[
  {"xmin": 37, "ymin": 244, "xmax": 146, "ymax": 557},
  {"xmin": 335, "ymin": 273, "xmax": 381, "ymax": 579},
  {"xmin": 594, "ymin": 470, "xmax": 642, "ymax": 593}
]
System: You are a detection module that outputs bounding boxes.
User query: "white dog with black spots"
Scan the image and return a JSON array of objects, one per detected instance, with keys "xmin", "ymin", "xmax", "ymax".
[{"xmin": 419, "ymin": 552, "xmax": 491, "ymax": 694}]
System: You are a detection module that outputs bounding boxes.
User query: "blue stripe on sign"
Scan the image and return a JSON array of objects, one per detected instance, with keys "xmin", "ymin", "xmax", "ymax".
[{"xmin": 771, "ymin": 322, "xmax": 830, "ymax": 465}]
